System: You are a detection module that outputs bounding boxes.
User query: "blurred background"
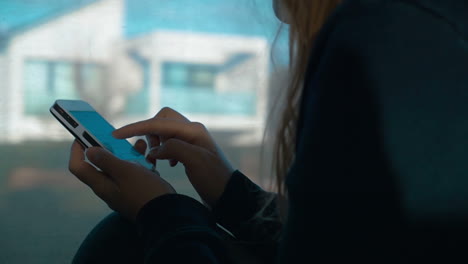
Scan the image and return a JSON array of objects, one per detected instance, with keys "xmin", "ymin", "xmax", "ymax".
[{"xmin": 0, "ymin": 0, "xmax": 289, "ymax": 262}]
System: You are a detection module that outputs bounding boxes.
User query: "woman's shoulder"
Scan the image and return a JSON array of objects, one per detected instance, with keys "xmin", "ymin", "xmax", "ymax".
[
  {"xmin": 297, "ymin": 0, "xmax": 468, "ymax": 146},
  {"xmin": 333, "ymin": 0, "xmax": 468, "ymax": 33},
  {"xmin": 305, "ymin": 0, "xmax": 467, "ymax": 82}
]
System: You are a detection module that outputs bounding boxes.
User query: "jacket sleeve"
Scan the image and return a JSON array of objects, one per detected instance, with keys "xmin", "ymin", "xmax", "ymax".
[
  {"xmin": 136, "ymin": 194, "xmax": 231, "ymax": 264},
  {"xmin": 211, "ymin": 170, "xmax": 282, "ymax": 258},
  {"xmin": 135, "ymin": 171, "xmax": 281, "ymax": 264}
]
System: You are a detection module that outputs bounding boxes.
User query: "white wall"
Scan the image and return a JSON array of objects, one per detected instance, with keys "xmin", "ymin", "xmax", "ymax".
[
  {"xmin": 216, "ymin": 56, "xmax": 259, "ymax": 93},
  {"xmin": 5, "ymin": 0, "xmax": 123, "ymax": 142},
  {"xmin": 0, "ymin": 54, "xmax": 8, "ymax": 141}
]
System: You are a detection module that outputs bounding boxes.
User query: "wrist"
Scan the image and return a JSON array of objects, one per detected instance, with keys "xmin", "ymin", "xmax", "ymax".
[
  {"xmin": 136, "ymin": 194, "xmax": 216, "ymax": 239},
  {"xmin": 204, "ymin": 167, "xmax": 236, "ymax": 208}
]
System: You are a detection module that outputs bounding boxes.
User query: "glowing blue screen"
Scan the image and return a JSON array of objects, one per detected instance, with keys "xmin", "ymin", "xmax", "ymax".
[{"xmin": 70, "ymin": 111, "xmax": 143, "ymax": 161}]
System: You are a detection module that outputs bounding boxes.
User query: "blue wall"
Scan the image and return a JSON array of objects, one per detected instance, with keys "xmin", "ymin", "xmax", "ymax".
[{"xmin": 125, "ymin": 0, "xmax": 279, "ymax": 37}]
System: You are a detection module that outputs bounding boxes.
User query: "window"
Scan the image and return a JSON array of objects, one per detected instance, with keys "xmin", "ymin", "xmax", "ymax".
[
  {"xmin": 163, "ymin": 62, "xmax": 217, "ymax": 88},
  {"xmin": 161, "ymin": 62, "xmax": 256, "ymax": 116},
  {"xmin": 23, "ymin": 60, "xmax": 105, "ymax": 116}
]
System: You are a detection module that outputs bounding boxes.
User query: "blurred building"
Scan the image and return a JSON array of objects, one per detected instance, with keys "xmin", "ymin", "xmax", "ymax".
[
  {"xmin": 0, "ymin": 0, "xmax": 124, "ymax": 142},
  {"xmin": 0, "ymin": 0, "xmax": 270, "ymax": 144}
]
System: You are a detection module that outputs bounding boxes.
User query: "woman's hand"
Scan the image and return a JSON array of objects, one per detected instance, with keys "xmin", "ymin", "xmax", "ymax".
[
  {"xmin": 68, "ymin": 140, "xmax": 175, "ymax": 221},
  {"xmin": 113, "ymin": 107, "xmax": 235, "ymax": 208}
]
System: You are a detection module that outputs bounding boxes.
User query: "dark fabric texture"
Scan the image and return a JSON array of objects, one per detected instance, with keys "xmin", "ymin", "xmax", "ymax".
[
  {"xmin": 135, "ymin": 194, "xmax": 231, "ymax": 263},
  {"xmin": 211, "ymin": 170, "xmax": 281, "ymax": 263},
  {"xmin": 72, "ymin": 208, "xmax": 262, "ymax": 264},
  {"xmin": 73, "ymin": 0, "xmax": 468, "ymax": 262},
  {"xmin": 72, "ymin": 212, "xmax": 144, "ymax": 264},
  {"xmin": 288, "ymin": 0, "xmax": 468, "ymax": 262}
]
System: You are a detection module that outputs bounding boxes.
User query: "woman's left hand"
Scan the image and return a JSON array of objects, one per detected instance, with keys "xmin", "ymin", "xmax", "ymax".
[{"xmin": 68, "ymin": 140, "xmax": 176, "ymax": 221}]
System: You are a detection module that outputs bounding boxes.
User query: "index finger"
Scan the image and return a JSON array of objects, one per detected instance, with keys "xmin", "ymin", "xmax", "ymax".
[
  {"xmin": 113, "ymin": 118, "xmax": 199, "ymax": 143},
  {"xmin": 151, "ymin": 107, "xmax": 189, "ymax": 147}
]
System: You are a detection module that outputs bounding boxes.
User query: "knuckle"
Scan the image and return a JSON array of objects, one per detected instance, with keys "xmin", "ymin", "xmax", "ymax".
[
  {"xmin": 157, "ymin": 106, "xmax": 174, "ymax": 117},
  {"xmin": 161, "ymin": 106, "xmax": 174, "ymax": 112},
  {"xmin": 164, "ymin": 138, "xmax": 178, "ymax": 148},
  {"xmin": 157, "ymin": 107, "xmax": 190, "ymax": 122},
  {"xmin": 191, "ymin": 122, "xmax": 207, "ymax": 132}
]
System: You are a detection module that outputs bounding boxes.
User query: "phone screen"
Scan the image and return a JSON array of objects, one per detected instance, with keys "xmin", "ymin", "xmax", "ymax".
[{"xmin": 69, "ymin": 111, "xmax": 142, "ymax": 161}]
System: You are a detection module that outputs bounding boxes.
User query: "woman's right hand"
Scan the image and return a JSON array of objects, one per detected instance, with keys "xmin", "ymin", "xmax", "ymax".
[{"xmin": 112, "ymin": 107, "xmax": 236, "ymax": 207}]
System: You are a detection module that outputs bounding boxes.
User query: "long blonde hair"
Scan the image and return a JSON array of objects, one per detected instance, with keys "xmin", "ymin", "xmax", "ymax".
[{"xmin": 273, "ymin": 0, "xmax": 342, "ymax": 195}]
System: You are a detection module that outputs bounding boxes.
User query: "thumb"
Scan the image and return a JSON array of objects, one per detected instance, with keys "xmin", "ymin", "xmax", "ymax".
[
  {"xmin": 86, "ymin": 147, "xmax": 128, "ymax": 177},
  {"xmin": 148, "ymin": 139, "xmax": 203, "ymax": 167}
]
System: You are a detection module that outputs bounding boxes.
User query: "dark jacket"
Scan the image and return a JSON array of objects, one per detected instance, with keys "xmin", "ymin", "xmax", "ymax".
[{"xmin": 136, "ymin": 0, "xmax": 468, "ymax": 262}]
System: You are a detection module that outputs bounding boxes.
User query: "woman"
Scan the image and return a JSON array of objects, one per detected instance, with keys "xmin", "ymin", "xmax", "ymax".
[{"xmin": 70, "ymin": 0, "xmax": 468, "ymax": 262}]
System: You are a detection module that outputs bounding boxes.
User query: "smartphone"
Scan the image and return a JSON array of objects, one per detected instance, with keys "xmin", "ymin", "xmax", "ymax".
[{"xmin": 50, "ymin": 99, "xmax": 152, "ymax": 169}]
